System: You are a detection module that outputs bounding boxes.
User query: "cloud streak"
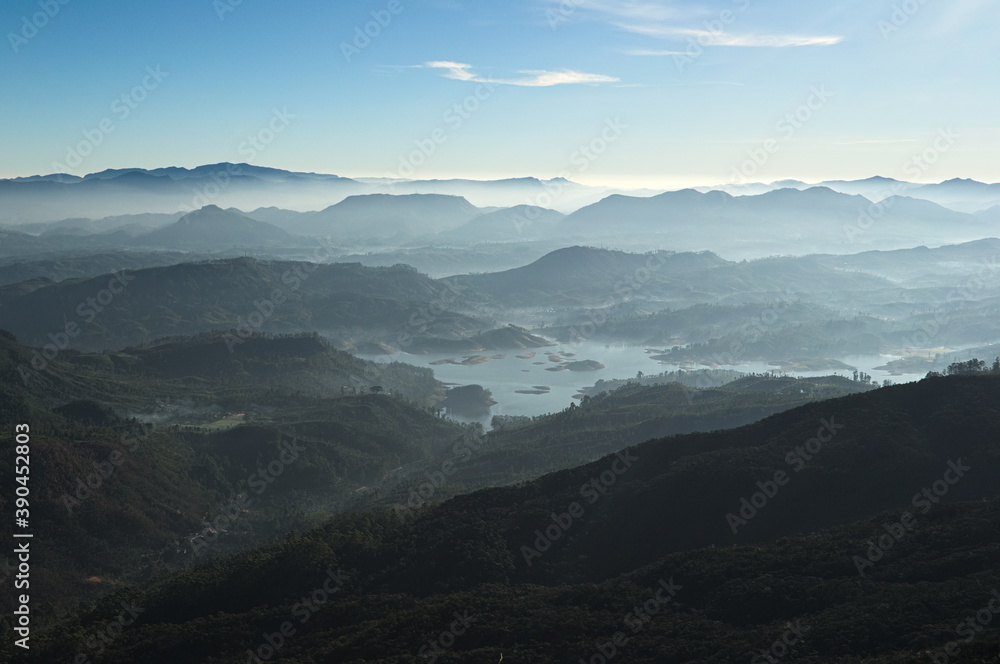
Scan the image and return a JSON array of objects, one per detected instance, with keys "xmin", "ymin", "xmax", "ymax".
[
  {"xmin": 423, "ymin": 61, "xmax": 619, "ymax": 87},
  {"xmin": 622, "ymin": 25, "xmax": 843, "ymax": 46},
  {"xmin": 567, "ymin": 0, "xmax": 691, "ymax": 23},
  {"xmin": 554, "ymin": 0, "xmax": 842, "ymax": 48},
  {"xmin": 833, "ymin": 139, "xmax": 920, "ymax": 146},
  {"xmin": 626, "ymin": 49, "xmax": 690, "ymax": 56},
  {"xmin": 425, "ymin": 61, "xmax": 479, "ymax": 82}
]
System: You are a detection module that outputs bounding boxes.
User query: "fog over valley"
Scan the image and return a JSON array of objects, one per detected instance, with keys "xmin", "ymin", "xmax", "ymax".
[{"xmin": 2, "ymin": 1, "xmax": 999, "ymax": 662}]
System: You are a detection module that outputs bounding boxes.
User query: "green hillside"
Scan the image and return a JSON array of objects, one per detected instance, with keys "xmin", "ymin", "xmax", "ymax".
[{"xmin": 19, "ymin": 374, "xmax": 1000, "ymax": 663}]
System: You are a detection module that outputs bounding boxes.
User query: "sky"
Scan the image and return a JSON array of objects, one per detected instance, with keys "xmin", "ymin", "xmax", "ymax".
[{"xmin": 1, "ymin": 0, "xmax": 998, "ymax": 188}]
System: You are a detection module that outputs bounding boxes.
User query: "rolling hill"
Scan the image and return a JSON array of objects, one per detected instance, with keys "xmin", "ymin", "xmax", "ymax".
[
  {"xmin": 296, "ymin": 193, "xmax": 482, "ymax": 238},
  {"xmin": 23, "ymin": 372, "xmax": 1000, "ymax": 663},
  {"xmin": 0, "ymin": 258, "xmax": 487, "ymax": 351},
  {"xmin": 133, "ymin": 205, "xmax": 292, "ymax": 249},
  {"xmin": 448, "ymin": 204, "xmax": 565, "ymax": 241},
  {"xmin": 449, "ymin": 245, "xmax": 891, "ymax": 308},
  {"xmin": 0, "ymin": 328, "xmax": 471, "ymax": 621},
  {"xmin": 558, "ymin": 186, "xmax": 988, "ymax": 255}
]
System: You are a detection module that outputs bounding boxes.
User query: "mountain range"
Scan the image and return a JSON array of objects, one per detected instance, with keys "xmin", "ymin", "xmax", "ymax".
[
  {"xmin": 558, "ymin": 186, "xmax": 993, "ymax": 255},
  {"xmin": 135, "ymin": 205, "xmax": 291, "ymax": 249},
  {"xmin": 700, "ymin": 175, "xmax": 1000, "ymax": 213},
  {"xmin": 0, "ymin": 257, "xmax": 487, "ymax": 351},
  {"xmin": 3, "ymin": 164, "xmax": 999, "ymax": 231}
]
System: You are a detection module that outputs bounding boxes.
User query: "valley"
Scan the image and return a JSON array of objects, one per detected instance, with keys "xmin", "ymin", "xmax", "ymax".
[
  {"xmin": 5, "ymin": 3, "xmax": 999, "ymax": 658},
  {"xmin": 2, "ymin": 115, "xmax": 999, "ymax": 664}
]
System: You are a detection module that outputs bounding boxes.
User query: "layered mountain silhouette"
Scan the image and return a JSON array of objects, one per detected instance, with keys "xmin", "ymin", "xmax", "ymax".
[
  {"xmin": 5, "ymin": 164, "xmax": 998, "ymax": 235},
  {"xmin": 0, "ymin": 258, "xmax": 486, "ymax": 350},
  {"xmin": 449, "ymin": 204, "xmax": 565, "ymax": 241},
  {"xmin": 135, "ymin": 205, "xmax": 291, "ymax": 249},
  {"xmin": 558, "ymin": 186, "xmax": 985, "ymax": 254},
  {"xmin": 0, "ymin": 163, "xmax": 363, "ymax": 223},
  {"xmin": 296, "ymin": 193, "xmax": 481, "ymax": 238},
  {"xmin": 449, "ymin": 245, "xmax": 892, "ymax": 307}
]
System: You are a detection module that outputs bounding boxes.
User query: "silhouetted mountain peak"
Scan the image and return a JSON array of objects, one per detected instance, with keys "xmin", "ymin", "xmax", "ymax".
[{"xmin": 136, "ymin": 206, "xmax": 290, "ymax": 248}]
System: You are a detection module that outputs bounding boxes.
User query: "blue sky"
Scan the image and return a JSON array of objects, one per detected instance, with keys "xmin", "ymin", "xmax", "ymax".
[{"xmin": 1, "ymin": 0, "xmax": 997, "ymax": 187}]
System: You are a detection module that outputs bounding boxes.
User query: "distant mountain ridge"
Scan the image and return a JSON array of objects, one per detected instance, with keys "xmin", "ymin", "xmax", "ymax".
[
  {"xmin": 5, "ymin": 163, "xmax": 997, "ymax": 228},
  {"xmin": 450, "ymin": 244, "xmax": 892, "ymax": 307},
  {"xmin": 297, "ymin": 193, "xmax": 482, "ymax": 238},
  {"xmin": 558, "ymin": 185, "xmax": 988, "ymax": 256},
  {"xmin": 697, "ymin": 175, "xmax": 1000, "ymax": 212},
  {"xmin": 0, "ymin": 257, "xmax": 487, "ymax": 351},
  {"xmin": 0, "ymin": 163, "xmax": 365, "ymax": 224},
  {"xmin": 136, "ymin": 204, "xmax": 291, "ymax": 249}
]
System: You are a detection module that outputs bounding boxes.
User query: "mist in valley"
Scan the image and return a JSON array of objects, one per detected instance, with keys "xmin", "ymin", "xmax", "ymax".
[{"xmin": 2, "ymin": 1, "xmax": 1000, "ymax": 662}]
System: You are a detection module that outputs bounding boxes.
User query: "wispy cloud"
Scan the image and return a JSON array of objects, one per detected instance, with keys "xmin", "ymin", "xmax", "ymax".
[
  {"xmin": 555, "ymin": 0, "xmax": 843, "ymax": 48},
  {"xmin": 570, "ymin": 0, "xmax": 692, "ymax": 23},
  {"xmin": 511, "ymin": 69, "xmax": 620, "ymax": 86},
  {"xmin": 626, "ymin": 49, "xmax": 690, "ymax": 56},
  {"xmin": 425, "ymin": 61, "xmax": 479, "ymax": 82},
  {"xmin": 668, "ymin": 80, "xmax": 746, "ymax": 87},
  {"xmin": 623, "ymin": 25, "xmax": 843, "ymax": 46},
  {"xmin": 833, "ymin": 139, "xmax": 920, "ymax": 146},
  {"xmin": 423, "ymin": 61, "xmax": 619, "ymax": 86}
]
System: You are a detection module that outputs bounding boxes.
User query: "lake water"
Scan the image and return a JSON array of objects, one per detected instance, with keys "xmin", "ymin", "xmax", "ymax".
[{"xmin": 361, "ymin": 341, "xmax": 923, "ymax": 427}]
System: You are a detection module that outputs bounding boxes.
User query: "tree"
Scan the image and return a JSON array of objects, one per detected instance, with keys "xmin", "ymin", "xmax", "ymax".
[{"xmin": 946, "ymin": 358, "xmax": 987, "ymax": 375}]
